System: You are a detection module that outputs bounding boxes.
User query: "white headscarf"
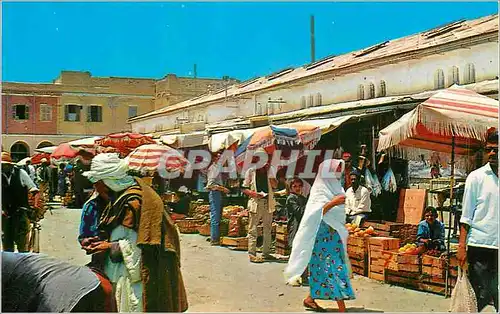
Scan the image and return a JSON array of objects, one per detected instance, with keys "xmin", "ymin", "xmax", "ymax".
[
  {"xmin": 284, "ymin": 159, "xmax": 351, "ymax": 284},
  {"xmin": 83, "ymin": 153, "xmax": 136, "ymax": 192}
]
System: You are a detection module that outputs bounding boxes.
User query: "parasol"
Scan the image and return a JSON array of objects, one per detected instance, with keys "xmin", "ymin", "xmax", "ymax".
[
  {"xmin": 50, "ymin": 143, "xmax": 94, "ymax": 165},
  {"xmin": 377, "ymin": 86, "xmax": 499, "ymax": 297},
  {"xmin": 95, "ymin": 132, "xmax": 155, "ymax": 157},
  {"xmin": 127, "ymin": 144, "xmax": 189, "ymax": 178}
]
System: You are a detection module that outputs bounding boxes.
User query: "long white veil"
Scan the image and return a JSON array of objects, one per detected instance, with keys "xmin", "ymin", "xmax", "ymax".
[{"xmin": 284, "ymin": 159, "xmax": 351, "ymax": 284}]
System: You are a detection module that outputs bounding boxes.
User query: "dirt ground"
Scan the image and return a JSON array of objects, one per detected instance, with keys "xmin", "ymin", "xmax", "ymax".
[{"xmin": 39, "ymin": 207, "xmax": 495, "ymax": 313}]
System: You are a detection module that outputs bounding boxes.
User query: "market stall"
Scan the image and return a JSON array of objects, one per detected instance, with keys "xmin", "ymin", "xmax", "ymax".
[{"xmin": 374, "ymin": 86, "xmax": 499, "ymax": 296}]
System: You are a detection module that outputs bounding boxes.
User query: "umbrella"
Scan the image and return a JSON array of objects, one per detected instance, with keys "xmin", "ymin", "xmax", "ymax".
[
  {"xmin": 16, "ymin": 157, "xmax": 31, "ymax": 166},
  {"xmin": 127, "ymin": 144, "xmax": 189, "ymax": 177},
  {"xmin": 35, "ymin": 146, "xmax": 57, "ymax": 154},
  {"xmin": 377, "ymin": 86, "xmax": 498, "ymax": 156},
  {"xmin": 50, "ymin": 143, "xmax": 94, "ymax": 165},
  {"xmin": 377, "ymin": 86, "xmax": 499, "ymax": 297},
  {"xmin": 67, "ymin": 136, "xmax": 102, "ymax": 147},
  {"xmin": 95, "ymin": 132, "xmax": 155, "ymax": 157}
]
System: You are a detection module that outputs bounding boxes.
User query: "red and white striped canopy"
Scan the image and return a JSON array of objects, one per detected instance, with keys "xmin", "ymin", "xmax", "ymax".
[
  {"xmin": 127, "ymin": 144, "xmax": 189, "ymax": 176},
  {"xmin": 378, "ymin": 86, "xmax": 499, "ymax": 155}
]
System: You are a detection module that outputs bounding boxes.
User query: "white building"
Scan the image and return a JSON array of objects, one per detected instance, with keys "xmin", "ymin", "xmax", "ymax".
[{"xmin": 130, "ymin": 14, "xmax": 499, "ymax": 136}]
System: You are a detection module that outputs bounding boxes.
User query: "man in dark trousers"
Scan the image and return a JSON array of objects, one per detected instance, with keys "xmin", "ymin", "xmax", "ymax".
[
  {"xmin": 2, "ymin": 152, "xmax": 39, "ymax": 252},
  {"xmin": 457, "ymin": 129, "xmax": 498, "ymax": 312}
]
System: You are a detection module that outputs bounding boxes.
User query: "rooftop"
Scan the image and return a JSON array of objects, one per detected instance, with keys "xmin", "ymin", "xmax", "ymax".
[{"xmin": 130, "ymin": 13, "xmax": 499, "ymax": 122}]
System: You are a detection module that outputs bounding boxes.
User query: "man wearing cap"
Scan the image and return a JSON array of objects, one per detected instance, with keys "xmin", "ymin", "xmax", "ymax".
[
  {"xmin": 342, "ymin": 152, "xmax": 353, "ymax": 190},
  {"xmin": 344, "ymin": 168, "xmax": 371, "ymax": 225},
  {"xmin": 457, "ymin": 129, "xmax": 498, "ymax": 312},
  {"xmin": 2, "ymin": 152, "xmax": 39, "ymax": 252}
]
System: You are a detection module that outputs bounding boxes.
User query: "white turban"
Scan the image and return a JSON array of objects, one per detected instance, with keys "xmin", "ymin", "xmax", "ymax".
[{"xmin": 83, "ymin": 153, "xmax": 135, "ymax": 192}]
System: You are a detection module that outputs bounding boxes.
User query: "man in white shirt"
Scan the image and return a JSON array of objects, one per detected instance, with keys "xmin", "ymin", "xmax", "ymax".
[
  {"xmin": 457, "ymin": 130, "xmax": 498, "ymax": 312},
  {"xmin": 344, "ymin": 168, "xmax": 371, "ymax": 224},
  {"xmin": 2, "ymin": 152, "xmax": 39, "ymax": 252},
  {"xmin": 242, "ymin": 162, "xmax": 278, "ymax": 263}
]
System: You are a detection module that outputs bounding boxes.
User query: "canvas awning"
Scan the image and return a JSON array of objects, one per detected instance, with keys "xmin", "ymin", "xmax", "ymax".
[
  {"xmin": 209, "ymin": 115, "xmax": 355, "ymax": 152},
  {"xmin": 377, "ymin": 86, "xmax": 499, "ymax": 156},
  {"xmin": 160, "ymin": 131, "xmax": 208, "ymax": 148}
]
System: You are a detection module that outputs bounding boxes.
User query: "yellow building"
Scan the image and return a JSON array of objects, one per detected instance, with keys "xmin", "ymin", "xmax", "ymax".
[{"xmin": 2, "ymin": 70, "xmax": 233, "ymax": 158}]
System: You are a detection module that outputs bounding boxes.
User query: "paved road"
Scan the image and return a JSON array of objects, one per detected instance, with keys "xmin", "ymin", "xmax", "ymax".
[{"xmin": 39, "ymin": 207, "xmax": 494, "ymax": 312}]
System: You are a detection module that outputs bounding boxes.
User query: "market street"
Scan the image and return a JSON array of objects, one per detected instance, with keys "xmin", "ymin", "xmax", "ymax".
[{"xmin": 38, "ymin": 206, "xmax": 494, "ymax": 313}]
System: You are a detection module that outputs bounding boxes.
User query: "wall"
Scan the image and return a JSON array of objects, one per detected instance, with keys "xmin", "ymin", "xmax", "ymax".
[
  {"xmin": 154, "ymin": 74, "xmax": 238, "ymax": 109},
  {"xmin": 2, "ymin": 95, "xmax": 59, "ymax": 135},
  {"xmin": 131, "ymin": 41, "xmax": 499, "ymax": 133},
  {"xmin": 1, "ymin": 134, "xmax": 92, "ymax": 156},
  {"xmin": 58, "ymin": 94, "xmax": 154, "ymax": 135}
]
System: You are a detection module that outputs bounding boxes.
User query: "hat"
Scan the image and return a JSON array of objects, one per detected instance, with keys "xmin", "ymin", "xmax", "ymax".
[
  {"xmin": 342, "ymin": 152, "xmax": 352, "ymax": 160},
  {"xmin": 1, "ymin": 152, "xmax": 14, "ymax": 164},
  {"xmin": 41, "ymin": 158, "xmax": 48, "ymax": 163},
  {"xmin": 350, "ymin": 167, "xmax": 361, "ymax": 177}
]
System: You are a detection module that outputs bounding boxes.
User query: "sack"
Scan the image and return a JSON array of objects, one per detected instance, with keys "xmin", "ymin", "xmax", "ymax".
[
  {"xmin": 449, "ymin": 267, "xmax": 478, "ymax": 313},
  {"xmin": 382, "ymin": 167, "xmax": 397, "ymax": 193}
]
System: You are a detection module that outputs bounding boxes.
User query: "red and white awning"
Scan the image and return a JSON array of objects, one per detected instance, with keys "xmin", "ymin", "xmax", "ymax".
[{"xmin": 378, "ymin": 86, "xmax": 498, "ymax": 155}]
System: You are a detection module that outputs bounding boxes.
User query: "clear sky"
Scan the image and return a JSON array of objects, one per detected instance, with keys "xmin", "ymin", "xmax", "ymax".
[{"xmin": 2, "ymin": 1, "xmax": 498, "ymax": 83}]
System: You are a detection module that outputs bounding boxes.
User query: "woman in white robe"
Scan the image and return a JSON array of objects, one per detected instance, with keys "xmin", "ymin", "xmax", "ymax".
[{"xmin": 285, "ymin": 159, "xmax": 355, "ymax": 312}]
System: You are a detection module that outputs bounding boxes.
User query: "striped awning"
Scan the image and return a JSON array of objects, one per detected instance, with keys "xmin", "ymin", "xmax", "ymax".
[
  {"xmin": 377, "ymin": 86, "xmax": 498, "ymax": 155},
  {"xmin": 127, "ymin": 144, "xmax": 189, "ymax": 176}
]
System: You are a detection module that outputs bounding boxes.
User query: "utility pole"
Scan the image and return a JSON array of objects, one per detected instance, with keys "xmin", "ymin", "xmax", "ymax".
[
  {"xmin": 310, "ymin": 15, "xmax": 316, "ymax": 63},
  {"xmin": 193, "ymin": 64, "xmax": 197, "ymax": 88}
]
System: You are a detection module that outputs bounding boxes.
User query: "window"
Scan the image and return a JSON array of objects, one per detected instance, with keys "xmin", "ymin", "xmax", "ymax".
[
  {"xmin": 128, "ymin": 106, "xmax": 138, "ymax": 118},
  {"xmin": 300, "ymin": 96, "xmax": 306, "ymax": 109},
  {"xmin": 464, "ymin": 63, "xmax": 476, "ymax": 84},
  {"xmin": 434, "ymin": 69, "xmax": 445, "ymax": 90},
  {"xmin": 315, "ymin": 93, "xmax": 322, "ymax": 107},
  {"xmin": 65, "ymin": 104, "xmax": 81, "ymax": 121},
  {"xmin": 357, "ymin": 84, "xmax": 365, "ymax": 100},
  {"xmin": 12, "ymin": 104, "xmax": 29, "ymax": 120},
  {"xmin": 308, "ymin": 95, "xmax": 314, "ymax": 108},
  {"xmin": 368, "ymin": 83, "xmax": 375, "ymax": 99},
  {"xmin": 39, "ymin": 104, "xmax": 52, "ymax": 121},
  {"xmin": 87, "ymin": 105, "xmax": 102, "ymax": 122},
  {"xmin": 450, "ymin": 66, "xmax": 460, "ymax": 86},
  {"xmin": 379, "ymin": 80, "xmax": 387, "ymax": 97}
]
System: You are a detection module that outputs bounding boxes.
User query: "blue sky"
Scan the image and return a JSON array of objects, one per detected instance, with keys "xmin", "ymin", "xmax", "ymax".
[{"xmin": 2, "ymin": 1, "xmax": 498, "ymax": 83}]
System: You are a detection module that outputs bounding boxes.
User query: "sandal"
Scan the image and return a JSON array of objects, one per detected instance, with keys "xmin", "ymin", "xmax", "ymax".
[
  {"xmin": 249, "ymin": 254, "xmax": 264, "ymax": 263},
  {"xmin": 303, "ymin": 297, "xmax": 326, "ymax": 312}
]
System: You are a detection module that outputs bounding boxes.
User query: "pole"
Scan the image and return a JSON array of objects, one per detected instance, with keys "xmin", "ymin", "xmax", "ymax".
[
  {"xmin": 445, "ymin": 136, "xmax": 455, "ymax": 297},
  {"xmin": 310, "ymin": 15, "xmax": 315, "ymax": 63},
  {"xmin": 193, "ymin": 64, "xmax": 197, "ymax": 88}
]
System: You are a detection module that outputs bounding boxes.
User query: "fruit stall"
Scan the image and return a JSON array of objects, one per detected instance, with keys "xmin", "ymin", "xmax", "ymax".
[{"xmin": 345, "ymin": 222, "xmax": 458, "ymax": 296}]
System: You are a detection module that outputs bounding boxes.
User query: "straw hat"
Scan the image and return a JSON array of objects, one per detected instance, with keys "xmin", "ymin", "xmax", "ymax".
[{"xmin": 1, "ymin": 152, "xmax": 14, "ymax": 164}]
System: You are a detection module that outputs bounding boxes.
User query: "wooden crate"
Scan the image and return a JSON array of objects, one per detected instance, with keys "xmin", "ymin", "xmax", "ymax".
[
  {"xmin": 382, "ymin": 250, "xmax": 421, "ymax": 273},
  {"xmin": 391, "ymin": 224, "xmax": 419, "ymax": 244},
  {"xmin": 176, "ymin": 218, "xmax": 203, "ymax": 234},
  {"xmin": 422, "ymin": 255, "xmax": 446, "ymax": 279},
  {"xmin": 367, "ymin": 237, "xmax": 400, "ymax": 281},
  {"xmin": 362, "ymin": 220, "xmax": 404, "ymax": 237},
  {"xmin": 276, "ymin": 224, "xmax": 288, "ymax": 234},
  {"xmin": 221, "ymin": 236, "xmax": 248, "ymax": 250},
  {"xmin": 276, "ymin": 247, "xmax": 291, "ymax": 256},
  {"xmin": 385, "ymin": 269, "xmax": 420, "ymax": 288}
]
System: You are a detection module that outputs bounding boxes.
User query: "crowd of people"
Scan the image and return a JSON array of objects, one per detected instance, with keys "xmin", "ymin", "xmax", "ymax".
[{"xmin": 1, "ymin": 129, "xmax": 498, "ymax": 313}]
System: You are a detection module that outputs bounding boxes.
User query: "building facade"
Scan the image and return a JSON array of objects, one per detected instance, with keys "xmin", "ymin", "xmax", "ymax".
[
  {"xmin": 130, "ymin": 14, "xmax": 499, "ymax": 135},
  {"xmin": 2, "ymin": 71, "xmax": 232, "ymax": 160}
]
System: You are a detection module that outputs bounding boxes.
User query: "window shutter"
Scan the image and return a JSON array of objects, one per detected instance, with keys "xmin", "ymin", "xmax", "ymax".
[
  {"xmin": 64, "ymin": 105, "xmax": 69, "ymax": 121},
  {"xmin": 12, "ymin": 105, "xmax": 16, "ymax": 119},
  {"xmin": 25, "ymin": 105, "xmax": 30, "ymax": 120},
  {"xmin": 98, "ymin": 106, "xmax": 102, "ymax": 122},
  {"xmin": 87, "ymin": 106, "xmax": 92, "ymax": 122}
]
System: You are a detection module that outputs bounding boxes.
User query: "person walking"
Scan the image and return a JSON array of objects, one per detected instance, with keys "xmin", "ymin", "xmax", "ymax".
[
  {"xmin": 1, "ymin": 152, "xmax": 39, "ymax": 252},
  {"xmin": 285, "ymin": 159, "xmax": 355, "ymax": 313},
  {"xmin": 206, "ymin": 152, "xmax": 230, "ymax": 246},
  {"xmin": 457, "ymin": 129, "xmax": 498, "ymax": 312},
  {"xmin": 80, "ymin": 153, "xmax": 188, "ymax": 312}
]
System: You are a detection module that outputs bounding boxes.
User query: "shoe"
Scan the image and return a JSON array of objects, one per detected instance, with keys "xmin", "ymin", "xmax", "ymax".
[
  {"xmin": 210, "ymin": 241, "xmax": 220, "ymax": 246},
  {"xmin": 303, "ymin": 298, "xmax": 326, "ymax": 312},
  {"xmin": 263, "ymin": 254, "xmax": 278, "ymax": 261},
  {"xmin": 249, "ymin": 254, "xmax": 264, "ymax": 263}
]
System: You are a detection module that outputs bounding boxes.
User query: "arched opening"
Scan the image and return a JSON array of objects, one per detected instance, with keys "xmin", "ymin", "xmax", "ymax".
[
  {"xmin": 37, "ymin": 141, "xmax": 54, "ymax": 149},
  {"xmin": 10, "ymin": 141, "xmax": 30, "ymax": 162}
]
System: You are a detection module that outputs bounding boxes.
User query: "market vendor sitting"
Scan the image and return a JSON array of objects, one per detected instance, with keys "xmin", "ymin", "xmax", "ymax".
[
  {"xmin": 416, "ymin": 206, "xmax": 446, "ymax": 254},
  {"xmin": 345, "ymin": 168, "xmax": 371, "ymax": 224}
]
